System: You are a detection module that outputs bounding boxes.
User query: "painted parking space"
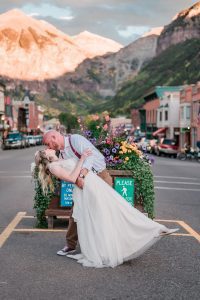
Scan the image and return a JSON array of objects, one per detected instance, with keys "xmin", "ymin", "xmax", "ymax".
[{"xmin": 0, "ymin": 212, "xmax": 200, "ymax": 249}]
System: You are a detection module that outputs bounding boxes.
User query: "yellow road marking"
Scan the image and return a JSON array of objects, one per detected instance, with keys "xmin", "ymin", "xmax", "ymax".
[
  {"xmin": 177, "ymin": 221, "xmax": 200, "ymax": 243},
  {"xmin": 0, "ymin": 212, "xmax": 26, "ymax": 248},
  {"xmin": 1, "ymin": 214, "xmax": 199, "ymax": 249},
  {"xmin": 13, "ymin": 229, "xmax": 66, "ymax": 232}
]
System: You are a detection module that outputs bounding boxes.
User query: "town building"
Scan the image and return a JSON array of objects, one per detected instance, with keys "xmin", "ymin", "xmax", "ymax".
[
  {"xmin": 140, "ymin": 86, "xmax": 182, "ymax": 140},
  {"xmin": 180, "ymin": 82, "xmax": 200, "ymax": 148},
  {"xmin": 191, "ymin": 82, "xmax": 200, "ymax": 148},
  {"xmin": 0, "ymin": 82, "xmax": 5, "ymax": 133},
  {"xmin": 179, "ymin": 85, "xmax": 192, "ymax": 148}
]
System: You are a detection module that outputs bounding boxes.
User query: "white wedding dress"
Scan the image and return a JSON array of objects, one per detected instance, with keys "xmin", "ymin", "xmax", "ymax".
[{"xmin": 52, "ymin": 159, "xmax": 178, "ymax": 268}]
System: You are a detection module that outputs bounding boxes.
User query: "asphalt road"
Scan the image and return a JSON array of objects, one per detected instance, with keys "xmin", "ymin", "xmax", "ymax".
[{"xmin": 0, "ymin": 147, "xmax": 200, "ymax": 300}]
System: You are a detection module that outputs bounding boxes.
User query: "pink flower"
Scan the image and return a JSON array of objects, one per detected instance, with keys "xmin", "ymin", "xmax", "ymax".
[{"xmin": 103, "ymin": 124, "xmax": 108, "ymax": 131}]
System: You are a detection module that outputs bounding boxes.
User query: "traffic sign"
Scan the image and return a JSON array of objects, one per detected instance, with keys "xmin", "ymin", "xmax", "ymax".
[
  {"xmin": 60, "ymin": 181, "xmax": 74, "ymax": 207},
  {"xmin": 114, "ymin": 177, "xmax": 134, "ymax": 206}
]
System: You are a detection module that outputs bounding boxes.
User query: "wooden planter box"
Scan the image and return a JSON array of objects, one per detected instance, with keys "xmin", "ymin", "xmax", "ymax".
[{"xmin": 45, "ymin": 169, "xmax": 144, "ymax": 228}]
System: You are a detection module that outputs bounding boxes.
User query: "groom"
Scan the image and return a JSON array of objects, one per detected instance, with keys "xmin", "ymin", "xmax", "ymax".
[{"xmin": 43, "ymin": 130, "xmax": 113, "ymax": 255}]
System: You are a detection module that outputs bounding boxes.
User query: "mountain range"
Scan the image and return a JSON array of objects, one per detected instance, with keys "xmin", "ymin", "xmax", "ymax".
[
  {"xmin": 0, "ymin": 2, "xmax": 200, "ymax": 116},
  {"xmin": 0, "ymin": 9, "xmax": 122, "ymax": 81}
]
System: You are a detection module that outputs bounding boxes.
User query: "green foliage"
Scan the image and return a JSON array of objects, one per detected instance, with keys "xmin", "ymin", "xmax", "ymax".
[
  {"xmin": 106, "ymin": 39, "xmax": 200, "ymax": 114},
  {"xmin": 117, "ymin": 156, "xmax": 155, "ymax": 219},
  {"xmin": 97, "ymin": 139, "xmax": 155, "ymax": 218},
  {"xmin": 33, "ymin": 167, "xmax": 59, "ymax": 228},
  {"xmin": 59, "ymin": 112, "xmax": 79, "ymax": 133},
  {"xmin": 87, "ymin": 68, "xmax": 101, "ymax": 83},
  {"xmin": 81, "ymin": 114, "xmax": 155, "ymax": 218}
]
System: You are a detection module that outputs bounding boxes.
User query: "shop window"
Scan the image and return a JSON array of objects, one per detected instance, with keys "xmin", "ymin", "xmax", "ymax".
[
  {"xmin": 159, "ymin": 111, "xmax": 162, "ymax": 121},
  {"xmin": 165, "ymin": 110, "xmax": 168, "ymax": 121},
  {"xmin": 186, "ymin": 106, "xmax": 191, "ymax": 120}
]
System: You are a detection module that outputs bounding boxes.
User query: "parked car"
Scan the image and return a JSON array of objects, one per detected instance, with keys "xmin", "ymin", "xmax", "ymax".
[
  {"xmin": 137, "ymin": 138, "xmax": 151, "ymax": 152},
  {"xmin": 155, "ymin": 138, "xmax": 178, "ymax": 157},
  {"xmin": 24, "ymin": 135, "xmax": 30, "ymax": 147},
  {"xmin": 34, "ymin": 135, "xmax": 43, "ymax": 145},
  {"xmin": 2, "ymin": 132, "xmax": 26, "ymax": 150},
  {"xmin": 27, "ymin": 135, "xmax": 37, "ymax": 146}
]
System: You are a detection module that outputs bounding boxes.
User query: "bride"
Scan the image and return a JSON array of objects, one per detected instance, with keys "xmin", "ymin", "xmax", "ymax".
[{"xmin": 35, "ymin": 148, "xmax": 178, "ymax": 268}]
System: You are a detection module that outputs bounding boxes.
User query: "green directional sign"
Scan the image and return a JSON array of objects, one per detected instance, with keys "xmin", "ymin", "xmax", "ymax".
[{"xmin": 114, "ymin": 177, "xmax": 135, "ymax": 206}]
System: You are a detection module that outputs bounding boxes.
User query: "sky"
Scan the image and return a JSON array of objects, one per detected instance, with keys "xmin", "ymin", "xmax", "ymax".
[{"xmin": 0, "ymin": 0, "xmax": 198, "ymax": 45}]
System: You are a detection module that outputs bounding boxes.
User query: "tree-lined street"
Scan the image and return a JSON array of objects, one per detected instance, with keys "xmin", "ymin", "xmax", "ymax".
[{"xmin": 0, "ymin": 147, "xmax": 199, "ymax": 300}]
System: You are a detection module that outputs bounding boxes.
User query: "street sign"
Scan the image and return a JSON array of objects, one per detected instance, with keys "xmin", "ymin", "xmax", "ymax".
[
  {"xmin": 114, "ymin": 177, "xmax": 134, "ymax": 206},
  {"xmin": 60, "ymin": 181, "xmax": 74, "ymax": 207}
]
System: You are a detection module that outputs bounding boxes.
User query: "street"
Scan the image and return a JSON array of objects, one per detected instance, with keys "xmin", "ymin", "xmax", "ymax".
[{"xmin": 0, "ymin": 147, "xmax": 200, "ymax": 300}]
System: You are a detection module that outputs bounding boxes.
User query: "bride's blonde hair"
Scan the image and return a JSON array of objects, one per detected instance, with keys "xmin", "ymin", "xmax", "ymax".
[{"xmin": 35, "ymin": 150, "xmax": 54, "ymax": 195}]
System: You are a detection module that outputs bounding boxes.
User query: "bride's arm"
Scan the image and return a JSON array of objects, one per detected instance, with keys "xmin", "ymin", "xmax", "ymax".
[{"xmin": 49, "ymin": 149, "xmax": 92, "ymax": 184}]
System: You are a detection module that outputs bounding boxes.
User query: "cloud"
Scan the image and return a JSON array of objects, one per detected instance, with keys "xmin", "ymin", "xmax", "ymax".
[
  {"xmin": 118, "ymin": 26, "xmax": 150, "ymax": 38},
  {"xmin": 0, "ymin": 0, "xmax": 197, "ymax": 45},
  {"xmin": 59, "ymin": 16, "xmax": 74, "ymax": 21}
]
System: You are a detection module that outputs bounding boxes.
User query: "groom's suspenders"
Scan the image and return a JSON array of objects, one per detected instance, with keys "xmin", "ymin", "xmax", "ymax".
[
  {"xmin": 68, "ymin": 135, "xmax": 81, "ymax": 159},
  {"xmin": 68, "ymin": 135, "xmax": 98, "ymax": 174}
]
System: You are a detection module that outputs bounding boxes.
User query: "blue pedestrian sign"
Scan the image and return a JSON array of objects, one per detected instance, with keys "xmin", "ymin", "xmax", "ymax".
[{"xmin": 60, "ymin": 181, "xmax": 74, "ymax": 207}]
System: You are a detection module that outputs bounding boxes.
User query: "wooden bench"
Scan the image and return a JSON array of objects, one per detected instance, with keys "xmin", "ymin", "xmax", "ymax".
[{"xmin": 45, "ymin": 197, "xmax": 71, "ymax": 229}]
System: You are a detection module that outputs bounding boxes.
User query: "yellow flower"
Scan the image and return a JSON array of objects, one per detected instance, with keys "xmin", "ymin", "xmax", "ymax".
[
  {"xmin": 119, "ymin": 151, "xmax": 123, "ymax": 154},
  {"xmin": 125, "ymin": 157, "xmax": 129, "ymax": 161},
  {"xmin": 122, "ymin": 147, "xmax": 127, "ymax": 153},
  {"xmin": 128, "ymin": 150, "xmax": 131, "ymax": 153}
]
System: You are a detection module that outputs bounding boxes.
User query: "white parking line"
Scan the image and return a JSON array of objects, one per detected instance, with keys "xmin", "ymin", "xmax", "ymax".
[
  {"xmin": 155, "ymin": 187, "xmax": 200, "ymax": 192},
  {"xmin": 155, "ymin": 181, "xmax": 200, "ymax": 185},
  {"xmin": 154, "ymin": 176, "xmax": 200, "ymax": 180},
  {"xmin": 0, "ymin": 171, "xmax": 30, "ymax": 173},
  {"xmin": 0, "ymin": 176, "xmax": 31, "ymax": 178}
]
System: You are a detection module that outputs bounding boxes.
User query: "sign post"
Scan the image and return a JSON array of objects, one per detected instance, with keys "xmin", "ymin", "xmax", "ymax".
[
  {"xmin": 60, "ymin": 181, "xmax": 74, "ymax": 207},
  {"xmin": 114, "ymin": 177, "xmax": 134, "ymax": 206}
]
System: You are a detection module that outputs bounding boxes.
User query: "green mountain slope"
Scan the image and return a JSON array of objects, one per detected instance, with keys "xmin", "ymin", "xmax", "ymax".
[{"xmin": 105, "ymin": 39, "xmax": 200, "ymax": 115}]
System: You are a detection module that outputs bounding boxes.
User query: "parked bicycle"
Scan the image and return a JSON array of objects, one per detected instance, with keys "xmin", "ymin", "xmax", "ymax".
[{"xmin": 178, "ymin": 145, "xmax": 200, "ymax": 162}]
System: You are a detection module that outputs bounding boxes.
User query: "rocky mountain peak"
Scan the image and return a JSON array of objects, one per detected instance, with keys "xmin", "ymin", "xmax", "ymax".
[
  {"xmin": 0, "ymin": 9, "xmax": 122, "ymax": 80},
  {"xmin": 156, "ymin": 1, "xmax": 200, "ymax": 55},
  {"xmin": 72, "ymin": 30, "xmax": 122, "ymax": 57},
  {"xmin": 142, "ymin": 27, "xmax": 163, "ymax": 37},
  {"xmin": 177, "ymin": 1, "xmax": 200, "ymax": 19}
]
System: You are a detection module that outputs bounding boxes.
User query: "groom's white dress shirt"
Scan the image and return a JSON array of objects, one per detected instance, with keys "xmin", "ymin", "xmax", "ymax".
[{"xmin": 60, "ymin": 134, "xmax": 106, "ymax": 173}]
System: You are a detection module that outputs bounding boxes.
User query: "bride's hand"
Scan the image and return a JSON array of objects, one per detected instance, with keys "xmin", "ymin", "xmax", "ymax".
[{"xmin": 81, "ymin": 149, "xmax": 92, "ymax": 160}]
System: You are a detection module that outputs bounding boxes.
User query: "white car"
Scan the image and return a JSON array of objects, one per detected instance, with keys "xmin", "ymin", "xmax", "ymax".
[{"xmin": 27, "ymin": 135, "xmax": 37, "ymax": 146}]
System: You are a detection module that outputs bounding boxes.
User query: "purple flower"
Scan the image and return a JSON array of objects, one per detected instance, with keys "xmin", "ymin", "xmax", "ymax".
[
  {"xmin": 86, "ymin": 130, "xmax": 92, "ymax": 137},
  {"xmin": 112, "ymin": 148, "xmax": 117, "ymax": 153},
  {"xmin": 109, "ymin": 155, "xmax": 114, "ymax": 161},
  {"xmin": 114, "ymin": 143, "xmax": 120, "ymax": 149},
  {"xmin": 105, "ymin": 149, "xmax": 110, "ymax": 156}
]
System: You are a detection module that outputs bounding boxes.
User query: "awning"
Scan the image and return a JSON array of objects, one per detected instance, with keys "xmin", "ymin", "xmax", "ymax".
[{"xmin": 152, "ymin": 127, "xmax": 166, "ymax": 136}]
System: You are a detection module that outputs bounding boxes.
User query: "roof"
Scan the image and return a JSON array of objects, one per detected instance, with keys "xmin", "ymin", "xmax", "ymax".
[
  {"xmin": 155, "ymin": 86, "xmax": 183, "ymax": 98},
  {"xmin": 144, "ymin": 86, "xmax": 183, "ymax": 101}
]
